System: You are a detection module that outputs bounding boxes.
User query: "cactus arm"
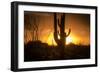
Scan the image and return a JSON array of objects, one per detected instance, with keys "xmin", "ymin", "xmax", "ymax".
[
  {"xmin": 54, "ymin": 13, "xmax": 60, "ymax": 45},
  {"xmin": 61, "ymin": 13, "xmax": 65, "ymax": 29},
  {"xmin": 66, "ymin": 28, "xmax": 71, "ymax": 37}
]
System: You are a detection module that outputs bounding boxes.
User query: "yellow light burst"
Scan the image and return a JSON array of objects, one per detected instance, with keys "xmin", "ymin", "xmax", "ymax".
[
  {"xmin": 47, "ymin": 33, "xmax": 57, "ymax": 46},
  {"xmin": 66, "ymin": 36, "xmax": 73, "ymax": 45},
  {"xmin": 46, "ymin": 33, "xmax": 80, "ymax": 46},
  {"xmin": 66, "ymin": 35, "xmax": 81, "ymax": 45}
]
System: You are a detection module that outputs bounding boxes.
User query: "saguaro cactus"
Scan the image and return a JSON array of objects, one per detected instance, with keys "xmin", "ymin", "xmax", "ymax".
[
  {"xmin": 54, "ymin": 13, "xmax": 71, "ymax": 46},
  {"xmin": 54, "ymin": 13, "xmax": 71, "ymax": 58}
]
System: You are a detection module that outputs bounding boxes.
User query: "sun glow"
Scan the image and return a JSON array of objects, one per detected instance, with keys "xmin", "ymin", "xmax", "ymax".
[
  {"xmin": 46, "ymin": 33, "xmax": 80, "ymax": 46},
  {"xmin": 66, "ymin": 35, "xmax": 81, "ymax": 45},
  {"xmin": 66, "ymin": 36, "xmax": 73, "ymax": 45},
  {"xmin": 46, "ymin": 33, "xmax": 57, "ymax": 46}
]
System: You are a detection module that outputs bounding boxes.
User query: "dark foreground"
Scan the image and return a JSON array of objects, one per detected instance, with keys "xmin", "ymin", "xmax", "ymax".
[{"xmin": 24, "ymin": 41, "xmax": 90, "ymax": 62}]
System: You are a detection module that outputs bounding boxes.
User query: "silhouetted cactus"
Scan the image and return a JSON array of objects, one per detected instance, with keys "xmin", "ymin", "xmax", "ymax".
[{"xmin": 54, "ymin": 13, "xmax": 71, "ymax": 46}]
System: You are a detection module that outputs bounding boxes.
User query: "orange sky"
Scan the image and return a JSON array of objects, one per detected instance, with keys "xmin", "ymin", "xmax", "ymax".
[{"xmin": 24, "ymin": 12, "xmax": 90, "ymax": 46}]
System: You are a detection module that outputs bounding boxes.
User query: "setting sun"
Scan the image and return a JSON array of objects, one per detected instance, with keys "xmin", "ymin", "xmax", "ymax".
[
  {"xmin": 66, "ymin": 36, "xmax": 72, "ymax": 45},
  {"xmin": 65, "ymin": 35, "xmax": 82, "ymax": 45}
]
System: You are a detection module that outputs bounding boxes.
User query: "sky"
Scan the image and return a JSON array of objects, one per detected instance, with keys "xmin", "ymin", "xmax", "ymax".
[{"xmin": 24, "ymin": 12, "xmax": 90, "ymax": 46}]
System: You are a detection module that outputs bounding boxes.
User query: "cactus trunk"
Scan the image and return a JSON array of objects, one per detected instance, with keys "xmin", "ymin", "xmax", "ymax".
[
  {"xmin": 54, "ymin": 13, "xmax": 67, "ymax": 46},
  {"xmin": 53, "ymin": 13, "xmax": 71, "ymax": 58}
]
